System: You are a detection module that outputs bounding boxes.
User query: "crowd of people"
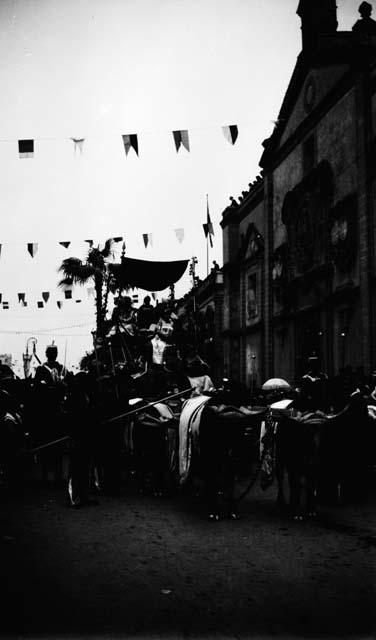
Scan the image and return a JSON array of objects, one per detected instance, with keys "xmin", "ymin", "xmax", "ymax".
[{"xmin": 0, "ymin": 300, "xmax": 375, "ymax": 511}]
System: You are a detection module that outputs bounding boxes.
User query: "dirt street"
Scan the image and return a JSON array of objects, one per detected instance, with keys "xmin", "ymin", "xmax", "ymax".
[{"xmin": 1, "ymin": 482, "xmax": 375, "ymax": 639}]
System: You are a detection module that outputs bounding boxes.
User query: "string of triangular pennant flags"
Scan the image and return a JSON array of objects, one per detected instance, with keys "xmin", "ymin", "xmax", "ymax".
[
  {"xmin": 10, "ymin": 124, "xmax": 239, "ymax": 159},
  {"xmin": 0, "ymin": 228, "xmax": 187, "ymax": 258},
  {"xmin": 0, "ymin": 285, "xmax": 101, "ymax": 310}
]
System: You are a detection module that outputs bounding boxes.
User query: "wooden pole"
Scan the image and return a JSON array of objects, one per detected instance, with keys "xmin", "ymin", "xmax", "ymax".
[{"xmin": 106, "ymin": 387, "xmax": 193, "ymax": 423}]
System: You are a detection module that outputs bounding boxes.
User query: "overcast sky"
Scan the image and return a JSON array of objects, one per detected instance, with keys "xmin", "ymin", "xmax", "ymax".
[{"xmin": 0, "ymin": 0, "xmax": 359, "ymax": 372}]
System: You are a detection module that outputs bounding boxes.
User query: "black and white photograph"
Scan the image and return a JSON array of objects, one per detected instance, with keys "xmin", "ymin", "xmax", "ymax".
[{"xmin": 0, "ymin": 0, "xmax": 376, "ymax": 638}]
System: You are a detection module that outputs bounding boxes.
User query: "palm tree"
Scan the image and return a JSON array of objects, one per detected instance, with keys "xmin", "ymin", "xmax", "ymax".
[{"xmin": 58, "ymin": 239, "xmax": 115, "ymax": 338}]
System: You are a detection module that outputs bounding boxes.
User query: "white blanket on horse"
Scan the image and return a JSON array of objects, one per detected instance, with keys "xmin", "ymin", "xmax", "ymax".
[{"xmin": 179, "ymin": 395, "xmax": 211, "ymax": 485}]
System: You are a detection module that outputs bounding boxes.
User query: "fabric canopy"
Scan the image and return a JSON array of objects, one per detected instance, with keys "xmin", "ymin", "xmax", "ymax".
[{"xmin": 112, "ymin": 257, "xmax": 189, "ymax": 291}]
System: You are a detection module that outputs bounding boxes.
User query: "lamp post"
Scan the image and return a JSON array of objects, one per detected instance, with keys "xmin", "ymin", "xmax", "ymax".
[{"xmin": 23, "ymin": 337, "xmax": 37, "ymax": 379}]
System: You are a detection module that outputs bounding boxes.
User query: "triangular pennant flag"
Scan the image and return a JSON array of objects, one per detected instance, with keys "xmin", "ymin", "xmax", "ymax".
[
  {"xmin": 173, "ymin": 130, "xmax": 182, "ymax": 152},
  {"xmin": 229, "ymin": 125, "xmax": 238, "ymax": 144},
  {"xmin": 71, "ymin": 138, "xmax": 85, "ymax": 154},
  {"xmin": 173, "ymin": 130, "xmax": 190, "ymax": 153},
  {"xmin": 42, "ymin": 292, "xmax": 50, "ymax": 303},
  {"xmin": 113, "ymin": 236, "xmax": 123, "ymax": 242},
  {"xmin": 181, "ymin": 130, "xmax": 190, "ymax": 152},
  {"xmin": 174, "ymin": 228, "xmax": 184, "ymax": 243},
  {"xmin": 122, "ymin": 134, "xmax": 139, "ymax": 156},
  {"xmin": 18, "ymin": 293, "xmax": 25, "ymax": 304},
  {"xmin": 85, "ymin": 240, "xmax": 94, "ymax": 248},
  {"xmin": 143, "ymin": 233, "xmax": 149, "ymax": 248},
  {"xmin": 37, "ymin": 301, "xmax": 44, "ymax": 308},
  {"xmin": 57, "ymin": 301, "xmax": 63, "ymax": 309},
  {"xmin": 18, "ymin": 139, "xmax": 34, "ymax": 158},
  {"xmin": 59, "ymin": 241, "xmax": 71, "ymax": 249},
  {"xmin": 27, "ymin": 243, "xmax": 38, "ymax": 257},
  {"xmin": 222, "ymin": 124, "xmax": 238, "ymax": 145},
  {"xmin": 65, "ymin": 290, "xmax": 72, "ymax": 300},
  {"xmin": 87, "ymin": 287, "xmax": 95, "ymax": 298}
]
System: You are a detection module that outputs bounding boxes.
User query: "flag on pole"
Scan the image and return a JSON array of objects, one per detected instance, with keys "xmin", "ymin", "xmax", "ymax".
[
  {"xmin": 222, "ymin": 125, "xmax": 238, "ymax": 145},
  {"xmin": 59, "ymin": 241, "xmax": 71, "ymax": 249},
  {"xmin": 42, "ymin": 292, "xmax": 50, "ymax": 303},
  {"xmin": 203, "ymin": 196, "xmax": 214, "ymax": 248}
]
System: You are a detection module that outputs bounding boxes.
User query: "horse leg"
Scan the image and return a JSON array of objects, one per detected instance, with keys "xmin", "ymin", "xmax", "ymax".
[
  {"xmin": 288, "ymin": 469, "xmax": 302, "ymax": 519},
  {"xmin": 306, "ymin": 468, "xmax": 318, "ymax": 517},
  {"xmin": 223, "ymin": 459, "xmax": 239, "ymax": 520},
  {"xmin": 276, "ymin": 459, "xmax": 287, "ymax": 510},
  {"xmin": 203, "ymin": 464, "xmax": 220, "ymax": 520}
]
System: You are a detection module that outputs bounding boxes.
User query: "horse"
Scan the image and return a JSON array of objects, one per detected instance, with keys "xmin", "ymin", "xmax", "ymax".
[
  {"xmin": 178, "ymin": 394, "xmax": 266, "ymax": 520},
  {"xmin": 273, "ymin": 390, "xmax": 372, "ymax": 518}
]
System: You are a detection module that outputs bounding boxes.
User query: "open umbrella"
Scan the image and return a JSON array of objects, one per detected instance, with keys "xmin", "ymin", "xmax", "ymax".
[{"xmin": 261, "ymin": 378, "xmax": 291, "ymax": 392}]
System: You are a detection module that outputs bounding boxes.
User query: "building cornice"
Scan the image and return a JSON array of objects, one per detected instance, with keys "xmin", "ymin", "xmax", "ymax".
[{"xmin": 221, "ymin": 179, "xmax": 264, "ymax": 229}]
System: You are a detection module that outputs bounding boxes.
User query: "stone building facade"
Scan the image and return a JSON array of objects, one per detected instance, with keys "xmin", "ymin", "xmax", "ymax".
[
  {"xmin": 177, "ymin": 269, "xmax": 224, "ymax": 384},
  {"xmin": 221, "ymin": 1, "xmax": 376, "ymax": 385}
]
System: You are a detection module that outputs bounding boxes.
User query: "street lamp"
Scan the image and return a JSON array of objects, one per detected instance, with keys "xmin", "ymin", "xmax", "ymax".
[{"xmin": 23, "ymin": 337, "xmax": 37, "ymax": 379}]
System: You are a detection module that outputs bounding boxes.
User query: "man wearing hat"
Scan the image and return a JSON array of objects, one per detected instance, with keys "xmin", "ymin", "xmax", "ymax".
[{"xmin": 34, "ymin": 343, "xmax": 64, "ymax": 386}]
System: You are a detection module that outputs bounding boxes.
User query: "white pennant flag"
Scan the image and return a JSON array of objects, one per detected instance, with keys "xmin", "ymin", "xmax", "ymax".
[
  {"xmin": 71, "ymin": 138, "xmax": 85, "ymax": 154},
  {"xmin": 174, "ymin": 228, "xmax": 184, "ymax": 243}
]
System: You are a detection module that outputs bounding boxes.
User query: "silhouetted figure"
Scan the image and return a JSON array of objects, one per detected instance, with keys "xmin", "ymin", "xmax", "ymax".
[
  {"xmin": 352, "ymin": 1, "xmax": 376, "ymax": 35},
  {"xmin": 137, "ymin": 295, "xmax": 156, "ymax": 330}
]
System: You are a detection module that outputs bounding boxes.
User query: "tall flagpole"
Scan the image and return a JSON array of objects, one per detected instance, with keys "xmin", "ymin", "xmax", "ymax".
[{"xmin": 206, "ymin": 194, "xmax": 209, "ymax": 276}]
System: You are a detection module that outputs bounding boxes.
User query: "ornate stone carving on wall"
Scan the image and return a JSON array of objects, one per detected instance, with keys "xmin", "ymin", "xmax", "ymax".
[
  {"xmin": 328, "ymin": 193, "xmax": 357, "ymax": 271},
  {"xmin": 281, "ymin": 161, "xmax": 334, "ymax": 274},
  {"xmin": 238, "ymin": 223, "xmax": 264, "ymax": 262},
  {"xmin": 271, "ymin": 243, "xmax": 290, "ymax": 303}
]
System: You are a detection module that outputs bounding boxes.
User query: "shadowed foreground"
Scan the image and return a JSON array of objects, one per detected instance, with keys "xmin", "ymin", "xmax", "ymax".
[{"xmin": 0, "ymin": 483, "xmax": 375, "ymax": 639}]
